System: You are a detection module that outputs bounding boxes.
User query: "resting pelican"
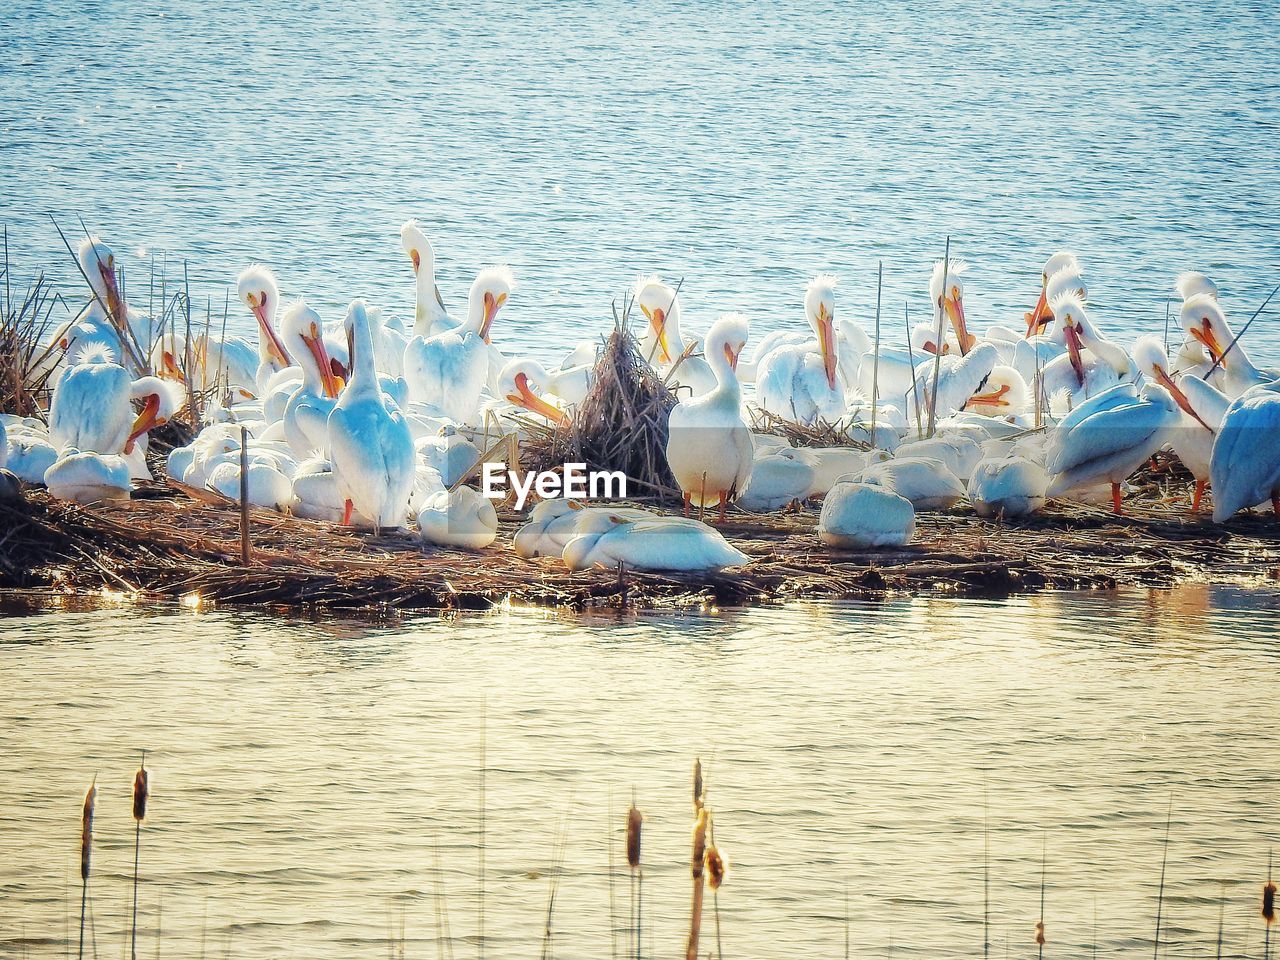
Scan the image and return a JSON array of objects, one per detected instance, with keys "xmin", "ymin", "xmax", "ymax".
[
  {"xmin": 237, "ymin": 265, "xmax": 292, "ymax": 391},
  {"xmin": 967, "ymin": 456, "xmax": 1048, "ymax": 517},
  {"xmin": 49, "ymin": 354, "xmax": 175, "ymax": 458},
  {"xmin": 1175, "ymin": 271, "xmax": 1218, "ymax": 304},
  {"xmin": 756, "ymin": 275, "xmax": 845, "ymax": 424},
  {"xmin": 1045, "ymin": 382, "xmax": 1181, "ymax": 513},
  {"xmin": 738, "ymin": 448, "xmax": 814, "ymax": 511},
  {"xmin": 861, "ymin": 456, "xmax": 966, "ymax": 510},
  {"xmin": 961, "ymin": 365, "xmax": 1030, "ymax": 418},
  {"xmin": 911, "ymin": 342, "xmax": 999, "ymax": 422},
  {"xmin": 1179, "ymin": 294, "xmax": 1273, "ymax": 399},
  {"xmin": 1132, "ymin": 335, "xmax": 1225, "ymax": 512},
  {"xmin": 513, "ymin": 500, "xmax": 652, "ymax": 559},
  {"xmin": 666, "ymin": 313, "xmax": 753, "ymax": 519},
  {"xmin": 279, "ymin": 301, "xmax": 342, "ymax": 459},
  {"xmin": 818, "ymin": 481, "xmax": 916, "ymax": 547},
  {"xmin": 401, "ymin": 220, "xmax": 454, "ymax": 337},
  {"xmin": 1210, "ymin": 381, "xmax": 1280, "ymax": 522},
  {"xmin": 897, "ymin": 435, "xmax": 984, "ymax": 482},
  {"xmin": 44, "ymin": 449, "xmax": 133, "ymax": 504},
  {"xmin": 1039, "ymin": 295, "xmax": 1132, "ymax": 415},
  {"xmin": 404, "ymin": 266, "xmax": 513, "ymax": 425},
  {"xmin": 496, "ymin": 360, "xmax": 573, "ymax": 425},
  {"xmin": 562, "ymin": 511, "xmax": 749, "ymax": 572},
  {"xmin": 416, "ymin": 425, "xmax": 481, "ymax": 487},
  {"xmin": 329, "ymin": 300, "xmax": 416, "ymax": 529},
  {"xmin": 206, "ymin": 460, "xmax": 295, "ymax": 511},
  {"xmin": 1023, "ymin": 252, "xmax": 1080, "ymax": 336},
  {"xmin": 417, "ymin": 486, "xmax": 498, "ymax": 550},
  {"xmin": 632, "ymin": 277, "xmax": 716, "ymax": 396}
]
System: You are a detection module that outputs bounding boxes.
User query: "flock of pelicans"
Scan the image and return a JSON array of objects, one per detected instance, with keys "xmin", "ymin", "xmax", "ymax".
[{"xmin": 0, "ymin": 224, "xmax": 1278, "ymax": 574}]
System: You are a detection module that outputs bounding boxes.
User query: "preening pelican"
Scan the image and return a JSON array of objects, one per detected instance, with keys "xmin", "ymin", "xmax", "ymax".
[
  {"xmin": 818, "ymin": 481, "xmax": 916, "ymax": 547},
  {"xmin": 1175, "ymin": 271, "xmax": 1218, "ymax": 304},
  {"xmin": 404, "ymin": 266, "xmax": 513, "ymax": 425},
  {"xmin": 562, "ymin": 511, "xmax": 749, "ymax": 572},
  {"xmin": 632, "ymin": 277, "xmax": 716, "ymax": 396},
  {"xmin": 756, "ymin": 275, "xmax": 845, "ymax": 424},
  {"xmin": 1023, "ymin": 252, "xmax": 1079, "ymax": 336},
  {"xmin": 1209, "ymin": 381, "xmax": 1280, "ymax": 522},
  {"xmin": 738, "ymin": 448, "xmax": 814, "ymax": 510},
  {"xmin": 496, "ymin": 360, "xmax": 572, "ymax": 425},
  {"xmin": 401, "ymin": 220, "xmax": 454, "ymax": 337},
  {"xmin": 279, "ymin": 301, "xmax": 342, "ymax": 459},
  {"xmin": 967, "ymin": 456, "xmax": 1048, "ymax": 517},
  {"xmin": 329, "ymin": 300, "xmax": 416, "ymax": 529},
  {"xmin": 43, "ymin": 449, "xmax": 133, "ymax": 504},
  {"xmin": 47, "ymin": 236, "xmax": 150, "ymax": 373},
  {"xmin": 49, "ymin": 356, "xmax": 175, "ymax": 458},
  {"xmin": 1045, "ymin": 382, "xmax": 1181, "ymax": 513},
  {"xmin": 237, "ymin": 265, "xmax": 292, "ymax": 391},
  {"xmin": 1039, "ymin": 294, "xmax": 1132, "ymax": 415},
  {"xmin": 961, "ymin": 365, "xmax": 1030, "ymax": 418},
  {"xmin": 417, "ymin": 486, "xmax": 498, "ymax": 550},
  {"xmin": 665, "ymin": 313, "xmax": 753, "ymax": 519},
  {"xmin": 911, "ymin": 342, "xmax": 999, "ymax": 422}
]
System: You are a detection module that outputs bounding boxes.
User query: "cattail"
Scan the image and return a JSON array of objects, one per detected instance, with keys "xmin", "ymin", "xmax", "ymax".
[
  {"xmin": 705, "ymin": 845, "xmax": 726, "ymax": 890},
  {"xmin": 691, "ymin": 809, "xmax": 709, "ymax": 878},
  {"xmin": 80, "ymin": 779, "xmax": 96, "ymax": 882},
  {"xmin": 625, "ymin": 804, "xmax": 642, "ymax": 870},
  {"xmin": 132, "ymin": 764, "xmax": 149, "ymax": 822},
  {"xmin": 693, "ymin": 758, "xmax": 704, "ymax": 811},
  {"xmin": 1035, "ymin": 921, "xmax": 1046, "ymax": 946},
  {"xmin": 1265, "ymin": 879, "xmax": 1276, "ymax": 924},
  {"xmin": 685, "ymin": 808, "xmax": 710, "ymax": 960}
]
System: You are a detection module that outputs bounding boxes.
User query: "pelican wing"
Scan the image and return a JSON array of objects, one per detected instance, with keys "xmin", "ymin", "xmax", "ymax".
[{"xmin": 1210, "ymin": 386, "xmax": 1280, "ymax": 521}]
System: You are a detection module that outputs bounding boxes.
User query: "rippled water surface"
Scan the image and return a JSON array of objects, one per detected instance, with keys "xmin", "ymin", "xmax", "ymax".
[
  {"xmin": 2, "ymin": 1, "xmax": 1280, "ymax": 364},
  {"xmin": 2, "ymin": 586, "xmax": 1279, "ymax": 958}
]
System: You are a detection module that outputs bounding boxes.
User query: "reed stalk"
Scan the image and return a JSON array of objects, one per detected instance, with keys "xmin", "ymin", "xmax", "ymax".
[
  {"xmin": 239, "ymin": 427, "xmax": 251, "ymax": 565},
  {"xmin": 1036, "ymin": 834, "xmax": 1046, "ymax": 960},
  {"xmin": 1216, "ymin": 884, "xmax": 1225, "ymax": 960},
  {"xmin": 477, "ymin": 700, "xmax": 486, "ymax": 960},
  {"xmin": 685, "ymin": 807, "xmax": 709, "ymax": 960},
  {"xmin": 1264, "ymin": 849, "xmax": 1276, "ymax": 960},
  {"xmin": 870, "ymin": 261, "xmax": 883, "ymax": 439},
  {"xmin": 983, "ymin": 783, "xmax": 990, "ymax": 960},
  {"xmin": 131, "ymin": 754, "xmax": 149, "ymax": 960},
  {"xmin": 903, "ymin": 302, "xmax": 923, "ymax": 440},
  {"xmin": 607, "ymin": 793, "xmax": 619, "ymax": 960},
  {"xmin": 926, "ymin": 237, "xmax": 951, "ymax": 439},
  {"xmin": 1202, "ymin": 281, "xmax": 1280, "ymax": 380},
  {"xmin": 626, "ymin": 799, "xmax": 642, "ymax": 960},
  {"xmin": 1153, "ymin": 799, "xmax": 1172, "ymax": 960},
  {"xmin": 78, "ymin": 777, "xmax": 96, "ymax": 960}
]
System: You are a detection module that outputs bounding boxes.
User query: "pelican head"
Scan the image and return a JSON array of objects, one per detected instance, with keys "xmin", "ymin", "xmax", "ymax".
[
  {"xmin": 237, "ymin": 264, "xmax": 289, "ymax": 367},
  {"xmin": 706, "ymin": 312, "xmax": 750, "ymax": 374},
  {"xmin": 1179, "ymin": 294, "xmax": 1230, "ymax": 369},
  {"xmin": 1048, "ymin": 292, "xmax": 1088, "ymax": 385},
  {"xmin": 1029, "ymin": 268, "xmax": 1087, "ymax": 337},
  {"xmin": 498, "ymin": 359, "xmax": 569, "ymax": 425},
  {"xmin": 964, "ymin": 365, "xmax": 1029, "ymax": 415},
  {"xmin": 1175, "ymin": 271, "xmax": 1218, "ymax": 304},
  {"xmin": 400, "ymin": 220, "xmax": 435, "ymax": 277},
  {"xmin": 78, "ymin": 236, "xmax": 126, "ymax": 321},
  {"xmin": 281, "ymin": 299, "xmax": 341, "ymax": 399},
  {"xmin": 911, "ymin": 321, "xmax": 951, "ymax": 356},
  {"xmin": 804, "ymin": 274, "xmax": 839, "ymax": 390},
  {"xmin": 467, "ymin": 266, "xmax": 514, "ymax": 343},
  {"xmin": 1025, "ymin": 253, "xmax": 1077, "ymax": 337},
  {"xmin": 124, "ymin": 376, "xmax": 178, "ymax": 454},
  {"xmin": 633, "ymin": 275, "xmax": 680, "ymax": 365},
  {"xmin": 930, "ymin": 258, "xmax": 974, "ymax": 353}
]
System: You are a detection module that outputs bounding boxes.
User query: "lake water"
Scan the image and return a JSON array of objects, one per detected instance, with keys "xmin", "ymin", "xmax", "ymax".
[
  {"xmin": 2, "ymin": 1, "xmax": 1279, "ymax": 365},
  {"xmin": 2, "ymin": 585, "xmax": 1279, "ymax": 958}
]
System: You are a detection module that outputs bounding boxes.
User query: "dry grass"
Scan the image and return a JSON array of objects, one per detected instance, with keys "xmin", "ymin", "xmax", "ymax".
[{"xmin": 1, "ymin": 230, "xmax": 65, "ymax": 419}]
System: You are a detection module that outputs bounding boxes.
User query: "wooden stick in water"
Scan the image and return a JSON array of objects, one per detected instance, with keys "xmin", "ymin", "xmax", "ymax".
[
  {"xmin": 926, "ymin": 237, "xmax": 951, "ymax": 438},
  {"xmin": 1153, "ymin": 798, "xmax": 1172, "ymax": 960},
  {"xmin": 686, "ymin": 808, "xmax": 709, "ymax": 960},
  {"xmin": 131, "ymin": 752, "xmax": 149, "ymax": 960}
]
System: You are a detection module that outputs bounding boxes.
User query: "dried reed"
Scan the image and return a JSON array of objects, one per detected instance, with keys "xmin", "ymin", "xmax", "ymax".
[
  {"xmin": 1, "ymin": 229, "xmax": 64, "ymax": 419},
  {"xmin": 626, "ymin": 800, "xmax": 643, "ymax": 960},
  {"xmin": 131, "ymin": 753, "xmax": 149, "ymax": 960},
  {"xmin": 1153, "ymin": 799, "xmax": 1172, "ymax": 960},
  {"xmin": 1265, "ymin": 850, "xmax": 1276, "ymax": 960},
  {"xmin": 78, "ymin": 776, "xmax": 96, "ymax": 960},
  {"xmin": 685, "ymin": 807, "xmax": 709, "ymax": 960}
]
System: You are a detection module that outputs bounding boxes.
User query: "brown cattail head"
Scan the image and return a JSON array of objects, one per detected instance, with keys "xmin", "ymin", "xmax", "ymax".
[
  {"xmin": 705, "ymin": 844, "xmax": 726, "ymax": 890},
  {"xmin": 1034, "ymin": 921, "xmax": 1046, "ymax": 946},
  {"xmin": 1264, "ymin": 880, "xmax": 1276, "ymax": 925},
  {"xmin": 80, "ymin": 778, "xmax": 97, "ymax": 882},
  {"xmin": 132, "ymin": 762, "xmax": 149, "ymax": 822},
  {"xmin": 625, "ymin": 804, "xmax": 643, "ymax": 870},
  {"xmin": 691, "ymin": 809, "xmax": 709, "ymax": 880},
  {"xmin": 693, "ymin": 758, "xmax": 704, "ymax": 811}
]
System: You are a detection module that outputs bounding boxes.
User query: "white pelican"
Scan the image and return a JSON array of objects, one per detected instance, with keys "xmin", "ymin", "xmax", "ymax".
[
  {"xmin": 237, "ymin": 265, "xmax": 293, "ymax": 392},
  {"xmin": 44, "ymin": 450, "xmax": 132, "ymax": 504},
  {"xmin": 279, "ymin": 301, "xmax": 342, "ymax": 459},
  {"xmin": 961, "ymin": 365, "xmax": 1030, "ymax": 418},
  {"xmin": 291, "ymin": 457, "xmax": 347, "ymax": 523},
  {"xmin": 495, "ymin": 360, "xmax": 573, "ymax": 425},
  {"xmin": 1132, "ymin": 334, "xmax": 1225, "ymax": 512},
  {"xmin": 1039, "ymin": 294, "xmax": 1133, "ymax": 415},
  {"xmin": 415, "ymin": 425, "xmax": 481, "ymax": 487},
  {"xmin": 818, "ymin": 481, "xmax": 916, "ymax": 547},
  {"xmin": 417, "ymin": 486, "xmax": 498, "ymax": 550},
  {"xmin": 911, "ymin": 342, "xmax": 999, "ymax": 422},
  {"xmin": 1210, "ymin": 381, "xmax": 1280, "ymax": 522},
  {"xmin": 738, "ymin": 448, "xmax": 814, "ymax": 511},
  {"xmin": 0, "ymin": 419, "xmax": 7, "ymax": 472},
  {"xmin": 735, "ymin": 329, "xmax": 810, "ymax": 385},
  {"xmin": 1175, "ymin": 271, "xmax": 1218, "ymax": 304},
  {"xmin": 513, "ymin": 499, "xmax": 651, "ymax": 559},
  {"xmin": 665, "ymin": 313, "xmax": 753, "ymax": 519},
  {"xmin": 1022, "ymin": 252, "xmax": 1080, "ymax": 336},
  {"xmin": 861, "ymin": 456, "xmax": 966, "ymax": 510},
  {"xmin": 49, "ymin": 355, "xmax": 175, "ymax": 459},
  {"xmin": 929, "ymin": 258, "xmax": 976, "ymax": 354},
  {"xmin": 756, "ymin": 275, "xmax": 845, "ymax": 424},
  {"xmin": 632, "ymin": 277, "xmax": 716, "ymax": 396},
  {"xmin": 1179, "ymin": 294, "xmax": 1274, "ymax": 399},
  {"xmin": 6, "ymin": 433, "xmax": 58, "ymax": 484},
  {"xmin": 967, "ymin": 456, "xmax": 1048, "ymax": 518},
  {"xmin": 1045, "ymin": 382, "xmax": 1181, "ymax": 513},
  {"xmin": 790, "ymin": 446, "xmax": 880, "ymax": 498},
  {"xmin": 562, "ymin": 512, "xmax": 749, "ymax": 572},
  {"xmin": 896, "ymin": 435, "xmax": 984, "ymax": 482},
  {"xmin": 404, "ymin": 266, "xmax": 513, "ymax": 425},
  {"xmin": 329, "ymin": 300, "xmax": 416, "ymax": 529},
  {"xmin": 401, "ymin": 220, "xmax": 454, "ymax": 337},
  {"xmin": 206, "ymin": 460, "xmax": 295, "ymax": 511}
]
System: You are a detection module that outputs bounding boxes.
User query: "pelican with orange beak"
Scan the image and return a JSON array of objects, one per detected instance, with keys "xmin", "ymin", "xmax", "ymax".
[
  {"xmin": 1179, "ymin": 294, "xmax": 1273, "ymax": 399},
  {"xmin": 930, "ymin": 258, "xmax": 977, "ymax": 355},
  {"xmin": 404, "ymin": 266, "xmax": 515, "ymax": 426},
  {"xmin": 279, "ymin": 300, "xmax": 342, "ymax": 459},
  {"xmin": 497, "ymin": 359, "xmax": 571, "ymax": 426},
  {"xmin": 1133, "ymin": 335, "xmax": 1227, "ymax": 513},
  {"xmin": 666, "ymin": 313, "xmax": 753, "ymax": 521},
  {"xmin": 1023, "ymin": 252, "xmax": 1079, "ymax": 337},
  {"xmin": 632, "ymin": 277, "xmax": 717, "ymax": 396},
  {"xmin": 237, "ymin": 265, "xmax": 293, "ymax": 391},
  {"xmin": 756, "ymin": 275, "xmax": 846, "ymax": 425},
  {"xmin": 1038, "ymin": 294, "xmax": 1134, "ymax": 417},
  {"xmin": 401, "ymin": 220, "xmax": 455, "ymax": 338}
]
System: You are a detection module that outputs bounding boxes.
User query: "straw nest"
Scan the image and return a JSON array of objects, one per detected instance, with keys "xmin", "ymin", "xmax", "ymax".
[{"xmin": 2, "ymin": 478, "xmax": 1278, "ymax": 613}]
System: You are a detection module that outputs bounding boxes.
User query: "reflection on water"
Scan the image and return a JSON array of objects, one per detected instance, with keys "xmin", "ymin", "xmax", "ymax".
[{"xmin": 2, "ymin": 585, "xmax": 1278, "ymax": 958}]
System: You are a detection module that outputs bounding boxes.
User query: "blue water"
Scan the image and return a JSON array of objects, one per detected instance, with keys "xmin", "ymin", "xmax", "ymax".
[{"xmin": 2, "ymin": 0, "xmax": 1279, "ymax": 364}]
